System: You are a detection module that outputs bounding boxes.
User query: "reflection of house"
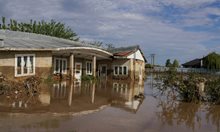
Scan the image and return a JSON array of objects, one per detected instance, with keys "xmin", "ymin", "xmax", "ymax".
[
  {"xmin": 0, "ymin": 30, "xmax": 146, "ymax": 81},
  {"xmin": 51, "ymin": 82, "xmax": 67, "ymax": 99},
  {"xmin": 110, "ymin": 81, "xmax": 144, "ymax": 113},
  {"xmin": 0, "ymin": 79, "xmax": 145, "ymax": 113}
]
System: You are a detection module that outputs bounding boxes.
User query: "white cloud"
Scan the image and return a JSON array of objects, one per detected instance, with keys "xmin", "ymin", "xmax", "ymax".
[
  {"xmin": 180, "ymin": 7, "xmax": 220, "ymax": 26},
  {"xmin": 161, "ymin": 0, "xmax": 216, "ymax": 8},
  {"xmin": 0, "ymin": 0, "xmax": 219, "ymax": 64}
]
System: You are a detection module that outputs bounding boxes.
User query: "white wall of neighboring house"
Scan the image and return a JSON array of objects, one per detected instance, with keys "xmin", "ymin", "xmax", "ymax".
[{"xmin": 127, "ymin": 50, "xmax": 145, "ymax": 61}]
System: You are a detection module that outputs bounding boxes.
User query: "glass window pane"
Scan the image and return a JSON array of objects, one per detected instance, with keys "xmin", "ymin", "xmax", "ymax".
[
  {"xmin": 114, "ymin": 66, "xmax": 118, "ymax": 75},
  {"xmin": 29, "ymin": 56, "xmax": 34, "ymax": 73},
  {"xmin": 63, "ymin": 60, "xmax": 66, "ymax": 73},
  {"xmin": 87, "ymin": 62, "xmax": 89, "ymax": 74},
  {"xmin": 89, "ymin": 63, "xmax": 92, "ymax": 73},
  {"xmin": 59, "ymin": 60, "xmax": 62, "ymax": 73},
  {"xmin": 55, "ymin": 59, "xmax": 59, "ymax": 73},
  {"xmin": 119, "ymin": 66, "xmax": 122, "ymax": 75},
  {"xmin": 23, "ymin": 56, "xmax": 28, "ymax": 74},
  {"xmin": 87, "ymin": 62, "xmax": 92, "ymax": 74},
  {"xmin": 17, "ymin": 56, "xmax": 22, "ymax": 75},
  {"xmin": 123, "ymin": 66, "xmax": 127, "ymax": 75}
]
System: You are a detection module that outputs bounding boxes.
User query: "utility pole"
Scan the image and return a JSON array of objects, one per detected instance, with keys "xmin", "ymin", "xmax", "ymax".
[{"xmin": 150, "ymin": 54, "xmax": 155, "ymax": 66}]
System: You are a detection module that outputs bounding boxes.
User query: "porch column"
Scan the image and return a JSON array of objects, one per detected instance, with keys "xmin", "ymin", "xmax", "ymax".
[
  {"xmin": 92, "ymin": 56, "xmax": 97, "ymax": 77},
  {"xmin": 70, "ymin": 53, "xmax": 74, "ymax": 79},
  {"xmin": 91, "ymin": 83, "xmax": 96, "ymax": 104},
  {"xmin": 68, "ymin": 81, "xmax": 73, "ymax": 106}
]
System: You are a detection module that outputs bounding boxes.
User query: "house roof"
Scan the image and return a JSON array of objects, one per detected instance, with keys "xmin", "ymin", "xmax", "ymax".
[
  {"xmin": 0, "ymin": 30, "xmax": 146, "ymax": 62},
  {"xmin": 182, "ymin": 58, "xmax": 201, "ymax": 67},
  {"xmin": 0, "ymin": 30, "xmax": 95, "ymax": 50},
  {"xmin": 110, "ymin": 45, "xmax": 147, "ymax": 62},
  {"xmin": 110, "ymin": 45, "xmax": 139, "ymax": 55}
]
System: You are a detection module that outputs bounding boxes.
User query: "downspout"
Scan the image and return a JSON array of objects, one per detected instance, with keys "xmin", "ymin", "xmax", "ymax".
[{"xmin": 134, "ymin": 51, "xmax": 136, "ymax": 80}]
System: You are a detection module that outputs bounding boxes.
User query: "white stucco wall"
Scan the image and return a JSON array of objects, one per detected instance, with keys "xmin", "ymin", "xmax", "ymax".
[{"xmin": 127, "ymin": 50, "xmax": 145, "ymax": 61}]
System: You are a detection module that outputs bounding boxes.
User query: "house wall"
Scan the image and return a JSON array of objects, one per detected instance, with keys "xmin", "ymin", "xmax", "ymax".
[
  {"xmin": 111, "ymin": 59, "xmax": 132, "ymax": 80},
  {"xmin": 127, "ymin": 50, "xmax": 145, "ymax": 62},
  {"xmin": 112, "ymin": 59, "xmax": 145, "ymax": 80},
  {"xmin": 52, "ymin": 56, "xmax": 95, "ymax": 78},
  {"xmin": 97, "ymin": 59, "xmax": 113, "ymax": 78},
  {"xmin": 0, "ymin": 51, "xmax": 52, "ymax": 80},
  {"xmin": 133, "ymin": 59, "xmax": 145, "ymax": 80}
]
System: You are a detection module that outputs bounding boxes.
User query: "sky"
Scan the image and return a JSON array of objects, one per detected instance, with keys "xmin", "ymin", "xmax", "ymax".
[{"xmin": 0, "ymin": 0, "xmax": 220, "ymax": 65}]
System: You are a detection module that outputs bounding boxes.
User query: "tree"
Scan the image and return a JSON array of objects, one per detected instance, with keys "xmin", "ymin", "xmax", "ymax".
[
  {"xmin": 88, "ymin": 41, "xmax": 103, "ymax": 47},
  {"xmin": 0, "ymin": 17, "xmax": 79, "ymax": 41},
  {"xmin": 165, "ymin": 59, "xmax": 172, "ymax": 67},
  {"xmin": 203, "ymin": 52, "xmax": 220, "ymax": 70},
  {"xmin": 173, "ymin": 59, "xmax": 179, "ymax": 67},
  {"xmin": 105, "ymin": 43, "xmax": 115, "ymax": 50},
  {"xmin": 1, "ymin": 17, "xmax": 6, "ymax": 29}
]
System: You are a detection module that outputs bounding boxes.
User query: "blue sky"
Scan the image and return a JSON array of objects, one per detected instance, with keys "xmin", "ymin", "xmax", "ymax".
[{"xmin": 0, "ymin": 0, "xmax": 220, "ymax": 65}]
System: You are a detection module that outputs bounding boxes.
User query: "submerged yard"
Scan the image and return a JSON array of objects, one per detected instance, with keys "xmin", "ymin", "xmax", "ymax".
[{"xmin": 0, "ymin": 75, "xmax": 220, "ymax": 132}]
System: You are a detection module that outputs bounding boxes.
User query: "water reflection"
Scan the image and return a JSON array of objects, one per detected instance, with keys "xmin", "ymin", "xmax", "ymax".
[
  {"xmin": 146, "ymin": 74, "xmax": 220, "ymax": 132},
  {"xmin": 0, "ymin": 79, "xmax": 145, "ymax": 114},
  {"xmin": 110, "ymin": 80, "xmax": 144, "ymax": 113},
  {"xmin": 156, "ymin": 99, "xmax": 202, "ymax": 131},
  {"xmin": 2, "ymin": 76, "xmax": 220, "ymax": 132}
]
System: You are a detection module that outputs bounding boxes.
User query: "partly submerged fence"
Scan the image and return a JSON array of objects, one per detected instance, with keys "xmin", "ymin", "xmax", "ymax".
[{"xmin": 146, "ymin": 67, "xmax": 220, "ymax": 75}]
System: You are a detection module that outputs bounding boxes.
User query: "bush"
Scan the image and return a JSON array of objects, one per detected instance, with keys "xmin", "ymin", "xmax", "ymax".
[
  {"xmin": 205, "ymin": 78, "xmax": 220, "ymax": 104},
  {"xmin": 81, "ymin": 75, "xmax": 96, "ymax": 81}
]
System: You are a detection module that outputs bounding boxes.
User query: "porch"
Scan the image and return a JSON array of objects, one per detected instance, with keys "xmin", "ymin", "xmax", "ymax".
[{"xmin": 52, "ymin": 47, "xmax": 113, "ymax": 80}]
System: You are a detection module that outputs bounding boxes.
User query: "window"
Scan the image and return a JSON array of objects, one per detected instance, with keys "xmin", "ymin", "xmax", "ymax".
[
  {"xmin": 86, "ymin": 61, "xmax": 92, "ymax": 75},
  {"xmin": 114, "ymin": 66, "xmax": 118, "ymax": 75},
  {"xmin": 119, "ymin": 66, "xmax": 123, "ymax": 75},
  {"xmin": 123, "ymin": 66, "xmax": 128, "ymax": 75},
  {"xmin": 114, "ymin": 65, "xmax": 128, "ymax": 75},
  {"xmin": 15, "ymin": 54, "xmax": 35, "ymax": 77},
  {"xmin": 54, "ymin": 58, "xmax": 67, "ymax": 74}
]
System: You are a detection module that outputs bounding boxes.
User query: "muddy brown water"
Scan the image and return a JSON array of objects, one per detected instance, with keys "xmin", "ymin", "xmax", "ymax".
[{"xmin": 0, "ymin": 75, "xmax": 220, "ymax": 132}]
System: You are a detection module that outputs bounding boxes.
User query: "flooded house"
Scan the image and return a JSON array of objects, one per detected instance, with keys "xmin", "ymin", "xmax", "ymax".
[
  {"xmin": 182, "ymin": 58, "xmax": 203, "ymax": 68},
  {"xmin": 0, "ymin": 30, "xmax": 146, "ymax": 81}
]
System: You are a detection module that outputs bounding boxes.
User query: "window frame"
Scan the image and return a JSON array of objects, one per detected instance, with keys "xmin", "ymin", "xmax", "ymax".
[
  {"xmin": 54, "ymin": 58, "xmax": 67, "ymax": 74},
  {"xmin": 113, "ymin": 65, "xmax": 128, "ymax": 76},
  {"xmin": 15, "ymin": 54, "xmax": 36, "ymax": 77},
  {"xmin": 86, "ymin": 61, "xmax": 92, "ymax": 75}
]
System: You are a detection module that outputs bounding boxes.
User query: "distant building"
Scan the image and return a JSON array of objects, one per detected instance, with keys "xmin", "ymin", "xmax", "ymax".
[{"xmin": 182, "ymin": 58, "xmax": 203, "ymax": 68}]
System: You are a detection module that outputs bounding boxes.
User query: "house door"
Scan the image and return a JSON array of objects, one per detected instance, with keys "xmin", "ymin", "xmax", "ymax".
[
  {"xmin": 75, "ymin": 63, "xmax": 82, "ymax": 80},
  {"xmin": 99, "ymin": 65, "xmax": 107, "ymax": 77}
]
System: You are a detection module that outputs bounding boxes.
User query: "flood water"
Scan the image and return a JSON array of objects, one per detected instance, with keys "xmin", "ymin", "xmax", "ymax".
[{"xmin": 1, "ymin": 75, "xmax": 220, "ymax": 132}]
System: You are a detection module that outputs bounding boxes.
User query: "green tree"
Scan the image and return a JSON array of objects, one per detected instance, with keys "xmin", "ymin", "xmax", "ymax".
[
  {"xmin": 173, "ymin": 59, "xmax": 179, "ymax": 67},
  {"xmin": 105, "ymin": 43, "xmax": 115, "ymax": 50},
  {"xmin": 1, "ymin": 17, "xmax": 6, "ymax": 29},
  {"xmin": 88, "ymin": 41, "xmax": 103, "ymax": 47},
  {"xmin": 0, "ymin": 17, "xmax": 79, "ymax": 41},
  {"xmin": 165, "ymin": 59, "xmax": 172, "ymax": 67},
  {"xmin": 203, "ymin": 52, "xmax": 220, "ymax": 70}
]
